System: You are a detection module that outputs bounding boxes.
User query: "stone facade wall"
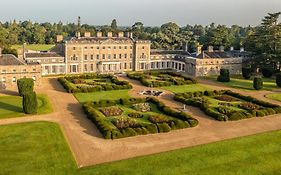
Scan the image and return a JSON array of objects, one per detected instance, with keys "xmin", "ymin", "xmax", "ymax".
[{"xmin": 0, "ymin": 64, "xmax": 42, "ymax": 89}]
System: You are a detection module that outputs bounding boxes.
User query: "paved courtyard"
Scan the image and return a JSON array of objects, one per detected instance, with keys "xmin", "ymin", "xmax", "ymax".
[{"xmin": 1, "ymin": 77, "xmax": 281, "ymax": 167}]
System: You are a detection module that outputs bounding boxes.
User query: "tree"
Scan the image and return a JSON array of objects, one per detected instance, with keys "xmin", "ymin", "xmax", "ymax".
[
  {"xmin": 217, "ymin": 69, "xmax": 230, "ymax": 82},
  {"xmin": 111, "ymin": 19, "xmax": 118, "ymax": 31},
  {"xmin": 17, "ymin": 78, "xmax": 34, "ymax": 96},
  {"xmin": 23, "ymin": 91, "xmax": 38, "ymax": 114},
  {"xmin": 253, "ymin": 77, "xmax": 263, "ymax": 90},
  {"xmin": 242, "ymin": 67, "xmax": 252, "ymax": 79}
]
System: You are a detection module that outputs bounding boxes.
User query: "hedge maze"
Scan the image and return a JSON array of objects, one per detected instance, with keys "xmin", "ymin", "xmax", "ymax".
[
  {"xmin": 174, "ymin": 90, "xmax": 281, "ymax": 121},
  {"xmin": 58, "ymin": 74, "xmax": 132, "ymax": 93},
  {"xmin": 127, "ymin": 71, "xmax": 197, "ymax": 87},
  {"xmin": 83, "ymin": 97, "xmax": 198, "ymax": 139}
]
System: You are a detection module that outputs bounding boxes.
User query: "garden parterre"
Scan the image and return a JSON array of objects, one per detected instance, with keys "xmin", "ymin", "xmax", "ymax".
[
  {"xmin": 83, "ymin": 97, "xmax": 198, "ymax": 139},
  {"xmin": 174, "ymin": 90, "xmax": 281, "ymax": 121},
  {"xmin": 58, "ymin": 74, "xmax": 132, "ymax": 93},
  {"xmin": 127, "ymin": 71, "xmax": 197, "ymax": 87}
]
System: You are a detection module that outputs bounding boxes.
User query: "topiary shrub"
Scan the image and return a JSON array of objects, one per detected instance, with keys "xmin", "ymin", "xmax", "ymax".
[
  {"xmin": 22, "ymin": 91, "xmax": 38, "ymax": 114},
  {"xmin": 261, "ymin": 67, "xmax": 273, "ymax": 78},
  {"xmin": 17, "ymin": 78, "xmax": 34, "ymax": 96},
  {"xmin": 253, "ymin": 77, "xmax": 263, "ymax": 90},
  {"xmin": 217, "ymin": 69, "xmax": 230, "ymax": 82},
  {"xmin": 276, "ymin": 73, "xmax": 281, "ymax": 87},
  {"xmin": 242, "ymin": 67, "xmax": 252, "ymax": 79}
]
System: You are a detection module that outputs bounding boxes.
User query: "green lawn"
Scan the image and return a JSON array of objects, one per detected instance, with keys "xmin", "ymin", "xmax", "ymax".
[
  {"xmin": 161, "ymin": 84, "xmax": 212, "ymax": 94},
  {"xmin": 74, "ymin": 90, "xmax": 130, "ymax": 103},
  {"xmin": 0, "ymin": 94, "xmax": 53, "ymax": 119},
  {"xmin": 266, "ymin": 93, "xmax": 281, "ymax": 102},
  {"xmin": 1, "ymin": 122, "xmax": 281, "ymax": 175},
  {"xmin": 12, "ymin": 44, "xmax": 55, "ymax": 51},
  {"xmin": 202, "ymin": 75, "xmax": 278, "ymax": 91}
]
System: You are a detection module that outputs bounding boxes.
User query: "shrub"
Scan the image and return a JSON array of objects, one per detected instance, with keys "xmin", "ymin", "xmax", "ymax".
[
  {"xmin": 17, "ymin": 78, "xmax": 34, "ymax": 96},
  {"xmin": 276, "ymin": 73, "xmax": 281, "ymax": 87},
  {"xmin": 217, "ymin": 69, "xmax": 230, "ymax": 82},
  {"xmin": 23, "ymin": 91, "xmax": 38, "ymax": 114},
  {"xmin": 253, "ymin": 77, "xmax": 263, "ymax": 90},
  {"xmin": 128, "ymin": 112, "xmax": 144, "ymax": 118},
  {"xmin": 148, "ymin": 115, "xmax": 171, "ymax": 124},
  {"xmin": 100, "ymin": 107, "xmax": 123, "ymax": 117},
  {"xmin": 145, "ymin": 124, "xmax": 158, "ymax": 133},
  {"xmin": 242, "ymin": 67, "xmax": 252, "ymax": 79},
  {"xmin": 215, "ymin": 95, "xmax": 238, "ymax": 102},
  {"xmin": 157, "ymin": 123, "xmax": 171, "ymax": 133},
  {"xmin": 239, "ymin": 102, "xmax": 260, "ymax": 111},
  {"xmin": 261, "ymin": 67, "xmax": 273, "ymax": 78},
  {"xmin": 112, "ymin": 118, "xmax": 139, "ymax": 129}
]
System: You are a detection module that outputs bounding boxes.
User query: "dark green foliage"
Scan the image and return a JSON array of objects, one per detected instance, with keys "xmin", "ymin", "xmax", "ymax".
[
  {"xmin": 217, "ymin": 69, "xmax": 230, "ymax": 82},
  {"xmin": 242, "ymin": 67, "xmax": 252, "ymax": 79},
  {"xmin": 261, "ymin": 67, "xmax": 273, "ymax": 78},
  {"xmin": 82, "ymin": 97, "xmax": 198, "ymax": 139},
  {"xmin": 22, "ymin": 91, "xmax": 38, "ymax": 114},
  {"xmin": 276, "ymin": 73, "xmax": 281, "ymax": 87},
  {"xmin": 58, "ymin": 74, "xmax": 132, "ymax": 93},
  {"xmin": 17, "ymin": 78, "xmax": 34, "ymax": 96},
  {"xmin": 253, "ymin": 77, "xmax": 263, "ymax": 90}
]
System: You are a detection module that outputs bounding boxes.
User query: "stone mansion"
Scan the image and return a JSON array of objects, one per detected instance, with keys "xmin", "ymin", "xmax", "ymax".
[{"xmin": 0, "ymin": 31, "xmax": 245, "ymax": 88}]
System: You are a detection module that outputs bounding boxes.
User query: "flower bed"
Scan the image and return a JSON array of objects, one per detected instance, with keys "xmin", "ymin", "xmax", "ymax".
[
  {"xmin": 83, "ymin": 97, "xmax": 198, "ymax": 139},
  {"xmin": 58, "ymin": 74, "xmax": 132, "ymax": 93},
  {"xmin": 127, "ymin": 71, "xmax": 197, "ymax": 87},
  {"xmin": 100, "ymin": 107, "xmax": 123, "ymax": 117},
  {"xmin": 174, "ymin": 90, "xmax": 281, "ymax": 121}
]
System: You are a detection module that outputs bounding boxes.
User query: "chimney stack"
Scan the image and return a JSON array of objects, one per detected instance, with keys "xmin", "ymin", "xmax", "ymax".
[
  {"xmin": 107, "ymin": 32, "xmax": 113, "ymax": 38},
  {"xmin": 75, "ymin": 32, "xmax": 81, "ymax": 38},
  {"xmin": 56, "ymin": 35, "xmax": 64, "ymax": 43},
  {"xmin": 96, "ymin": 32, "xmax": 102, "ymax": 37},
  {"xmin": 118, "ymin": 32, "xmax": 124, "ymax": 37},
  {"xmin": 196, "ymin": 45, "xmax": 203, "ymax": 56},
  {"xmin": 219, "ymin": 46, "xmax": 224, "ymax": 52},
  {"xmin": 129, "ymin": 32, "xmax": 133, "ymax": 38},
  {"xmin": 84, "ymin": 32, "xmax": 91, "ymax": 37},
  {"xmin": 208, "ymin": 46, "xmax": 214, "ymax": 52}
]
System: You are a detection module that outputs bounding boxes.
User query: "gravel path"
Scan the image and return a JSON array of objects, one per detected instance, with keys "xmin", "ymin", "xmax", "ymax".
[{"xmin": 1, "ymin": 77, "xmax": 281, "ymax": 167}]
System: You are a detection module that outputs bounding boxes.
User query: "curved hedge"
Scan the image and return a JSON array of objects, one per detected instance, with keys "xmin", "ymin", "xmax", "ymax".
[
  {"xmin": 58, "ymin": 74, "xmax": 132, "ymax": 93},
  {"xmin": 83, "ymin": 97, "xmax": 198, "ymax": 139}
]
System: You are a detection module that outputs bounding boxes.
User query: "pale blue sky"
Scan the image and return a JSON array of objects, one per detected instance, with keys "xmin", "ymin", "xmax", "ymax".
[{"xmin": 0, "ymin": 0, "xmax": 280, "ymax": 26}]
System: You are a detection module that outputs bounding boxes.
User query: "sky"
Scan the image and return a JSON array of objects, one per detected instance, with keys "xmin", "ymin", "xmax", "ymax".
[{"xmin": 0, "ymin": 0, "xmax": 280, "ymax": 26}]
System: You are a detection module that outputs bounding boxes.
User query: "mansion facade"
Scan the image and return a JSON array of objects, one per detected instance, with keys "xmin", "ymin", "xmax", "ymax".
[{"xmin": 0, "ymin": 31, "xmax": 245, "ymax": 89}]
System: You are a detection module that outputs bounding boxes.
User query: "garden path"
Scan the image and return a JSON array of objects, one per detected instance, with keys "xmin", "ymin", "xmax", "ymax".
[{"xmin": 1, "ymin": 77, "xmax": 281, "ymax": 167}]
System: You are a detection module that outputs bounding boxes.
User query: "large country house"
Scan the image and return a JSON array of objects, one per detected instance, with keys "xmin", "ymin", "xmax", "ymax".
[{"xmin": 0, "ymin": 32, "xmax": 245, "ymax": 88}]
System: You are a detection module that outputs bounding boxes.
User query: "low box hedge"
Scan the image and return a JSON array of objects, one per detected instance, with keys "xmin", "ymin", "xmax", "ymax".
[{"xmin": 83, "ymin": 97, "xmax": 198, "ymax": 139}]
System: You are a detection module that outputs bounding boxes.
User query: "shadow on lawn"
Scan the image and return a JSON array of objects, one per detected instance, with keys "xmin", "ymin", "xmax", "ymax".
[
  {"xmin": 0, "ymin": 101, "xmax": 22, "ymax": 112},
  {"xmin": 67, "ymin": 103, "xmax": 103, "ymax": 139},
  {"xmin": 0, "ymin": 90, "xmax": 19, "ymax": 96}
]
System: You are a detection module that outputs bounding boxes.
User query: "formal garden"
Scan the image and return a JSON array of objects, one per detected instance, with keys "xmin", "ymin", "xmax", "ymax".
[
  {"xmin": 174, "ymin": 90, "xmax": 281, "ymax": 121},
  {"xmin": 58, "ymin": 74, "xmax": 132, "ymax": 93},
  {"xmin": 127, "ymin": 71, "xmax": 197, "ymax": 87},
  {"xmin": 83, "ymin": 97, "xmax": 198, "ymax": 139}
]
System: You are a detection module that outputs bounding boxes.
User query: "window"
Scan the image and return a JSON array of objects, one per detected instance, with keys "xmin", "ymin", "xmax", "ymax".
[
  {"xmin": 130, "ymin": 46, "xmax": 133, "ymax": 49},
  {"xmin": 124, "ymin": 46, "xmax": 127, "ymax": 49},
  {"xmin": 119, "ymin": 54, "xmax": 122, "ymax": 59},
  {"xmin": 113, "ymin": 54, "xmax": 117, "ymax": 59},
  {"xmin": 162, "ymin": 62, "xmax": 164, "ymax": 68},
  {"xmin": 97, "ymin": 46, "xmax": 100, "ymax": 49},
  {"xmin": 130, "ymin": 54, "xmax": 133, "ymax": 58},
  {"xmin": 84, "ymin": 55, "xmax": 88, "ymax": 60},
  {"xmin": 91, "ymin": 55, "xmax": 94, "ymax": 60},
  {"xmin": 119, "ymin": 46, "xmax": 122, "ymax": 49},
  {"xmin": 71, "ymin": 65, "xmax": 78, "ymax": 73},
  {"xmin": 84, "ymin": 47, "xmax": 87, "ymax": 50},
  {"xmin": 12, "ymin": 77, "xmax": 16, "ymax": 83},
  {"xmin": 84, "ymin": 64, "xmax": 88, "ymax": 72},
  {"xmin": 22, "ymin": 69, "xmax": 27, "ymax": 72},
  {"xmin": 108, "ymin": 46, "xmax": 111, "ymax": 49},
  {"xmin": 130, "ymin": 62, "xmax": 132, "ymax": 69},
  {"xmin": 13, "ymin": 69, "xmax": 16, "ymax": 73},
  {"xmin": 142, "ymin": 46, "xmax": 145, "ymax": 49},
  {"xmin": 124, "ymin": 63, "xmax": 127, "ymax": 69},
  {"xmin": 91, "ymin": 47, "xmax": 94, "ymax": 49},
  {"xmin": 2, "ymin": 70, "xmax": 6, "ymax": 73},
  {"xmin": 2, "ymin": 77, "xmax": 6, "ymax": 82},
  {"xmin": 33, "ymin": 68, "xmax": 36, "ymax": 72},
  {"xmin": 108, "ymin": 54, "xmax": 111, "ymax": 59},
  {"xmin": 102, "ymin": 46, "xmax": 106, "ymax": 49},
  {"xmin": 90, "ymin": 64, "xmax": 94, "ymax": 71},
  {"xmin": 102, "ymin": 54, "xmax": 106, "ymax": 59},
  {"xmin": 124, "ymin": 54, "xmax": 127, "ymax": 59},
  {"xmin": 97, "ymin": 55, "xmax": 100, "ymax": 59},
  {"xmin": 141, "ymin": 63, "xmax": 145, "ymax": 69},
  {"xmin": 113, "ymin": 46, "xmax": 116, "ymax": 49},
  {"xmin": 73, "ymin": 47, "xmax": 76, "ymax": 50}
]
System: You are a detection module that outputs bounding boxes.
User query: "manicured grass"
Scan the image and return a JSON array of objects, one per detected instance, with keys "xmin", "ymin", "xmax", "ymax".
[
  {"xmin": 12, "ymin": 44, "xmax": 55, "ymax": 51},
  {"xmin": 0, "ymin": 122, "xmax": 77, "ymax": 175},
  {"xmin": 74, "ymin": 90, "xmax": 130, "ymax": 103},
  {"xmin": 1, "ymin": 122, "xmax": 281, "ymax": 174},
  {"xmin": 266, "ymin": 93, "xmax": 281, "ymax": 102},
  {"xmin": 202, "ymin": 75, "xmax": 277, "ymax": 91},
  {"xmin": 0, "ymin": 94, "xmax": 53, "ymax": 119},
  {"xmin": 162, "ymin": 84, "xmax": 212, "ymax": 94}
]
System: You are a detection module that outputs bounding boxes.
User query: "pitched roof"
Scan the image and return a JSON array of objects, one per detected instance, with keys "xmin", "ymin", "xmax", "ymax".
[
  {"xmin": 0, "ymin": 54, "xmax": 25, "ymax": 66},
  {"xmin": 67, "ymin": 37, "xmax": 134, "ymax": 44},
  {"xmin": 151, "ymin": 50, "xmax": 191, "ymax": 56},
  {"xmin": 196, "ymin": 51, "xmax": 233, "ymax": 59},
  {"xmin": 25, "ymin": 52, "xmax": 64, "ymax": 58}
]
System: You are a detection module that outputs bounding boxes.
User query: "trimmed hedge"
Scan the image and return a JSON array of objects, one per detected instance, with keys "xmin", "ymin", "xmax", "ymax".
[
  {"xmin": 58, "ymin": 74, "xmax": 132, "ymax": 93},
  {"xmin": 174, "ymin": 90, "xmax": 281, "ymax": 121},
  {"xmin": 276, "ymin": 73, "xmax": 281, "ymax": 87},
  {"xmin": 23, "ymin": 91, "xmax": 38, "ymax": 114},
  {"xmin": 83, "ymin": 97, "xmax": 198, "ymax": 139},
  {"xmin": 242, "ymin": 67, "xmax": 252, "ymax": 79},
  {"xmin": 127, "ymin": 71, "xmax": 197, "ymax": 87},
  {"xmin": 17, "ymin": 78, "xmax": 34, "ymax": 96},
  {"xmin": 217, "ymin": 69, "xmax": 230, "ymax": 82},
  {"xmin": 253, "ymin": 77, "xmax": 263, "ymax": 90},
  {"xmin": 261, "ymin": 67, "xmax": 273, "ymax": 78}
]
